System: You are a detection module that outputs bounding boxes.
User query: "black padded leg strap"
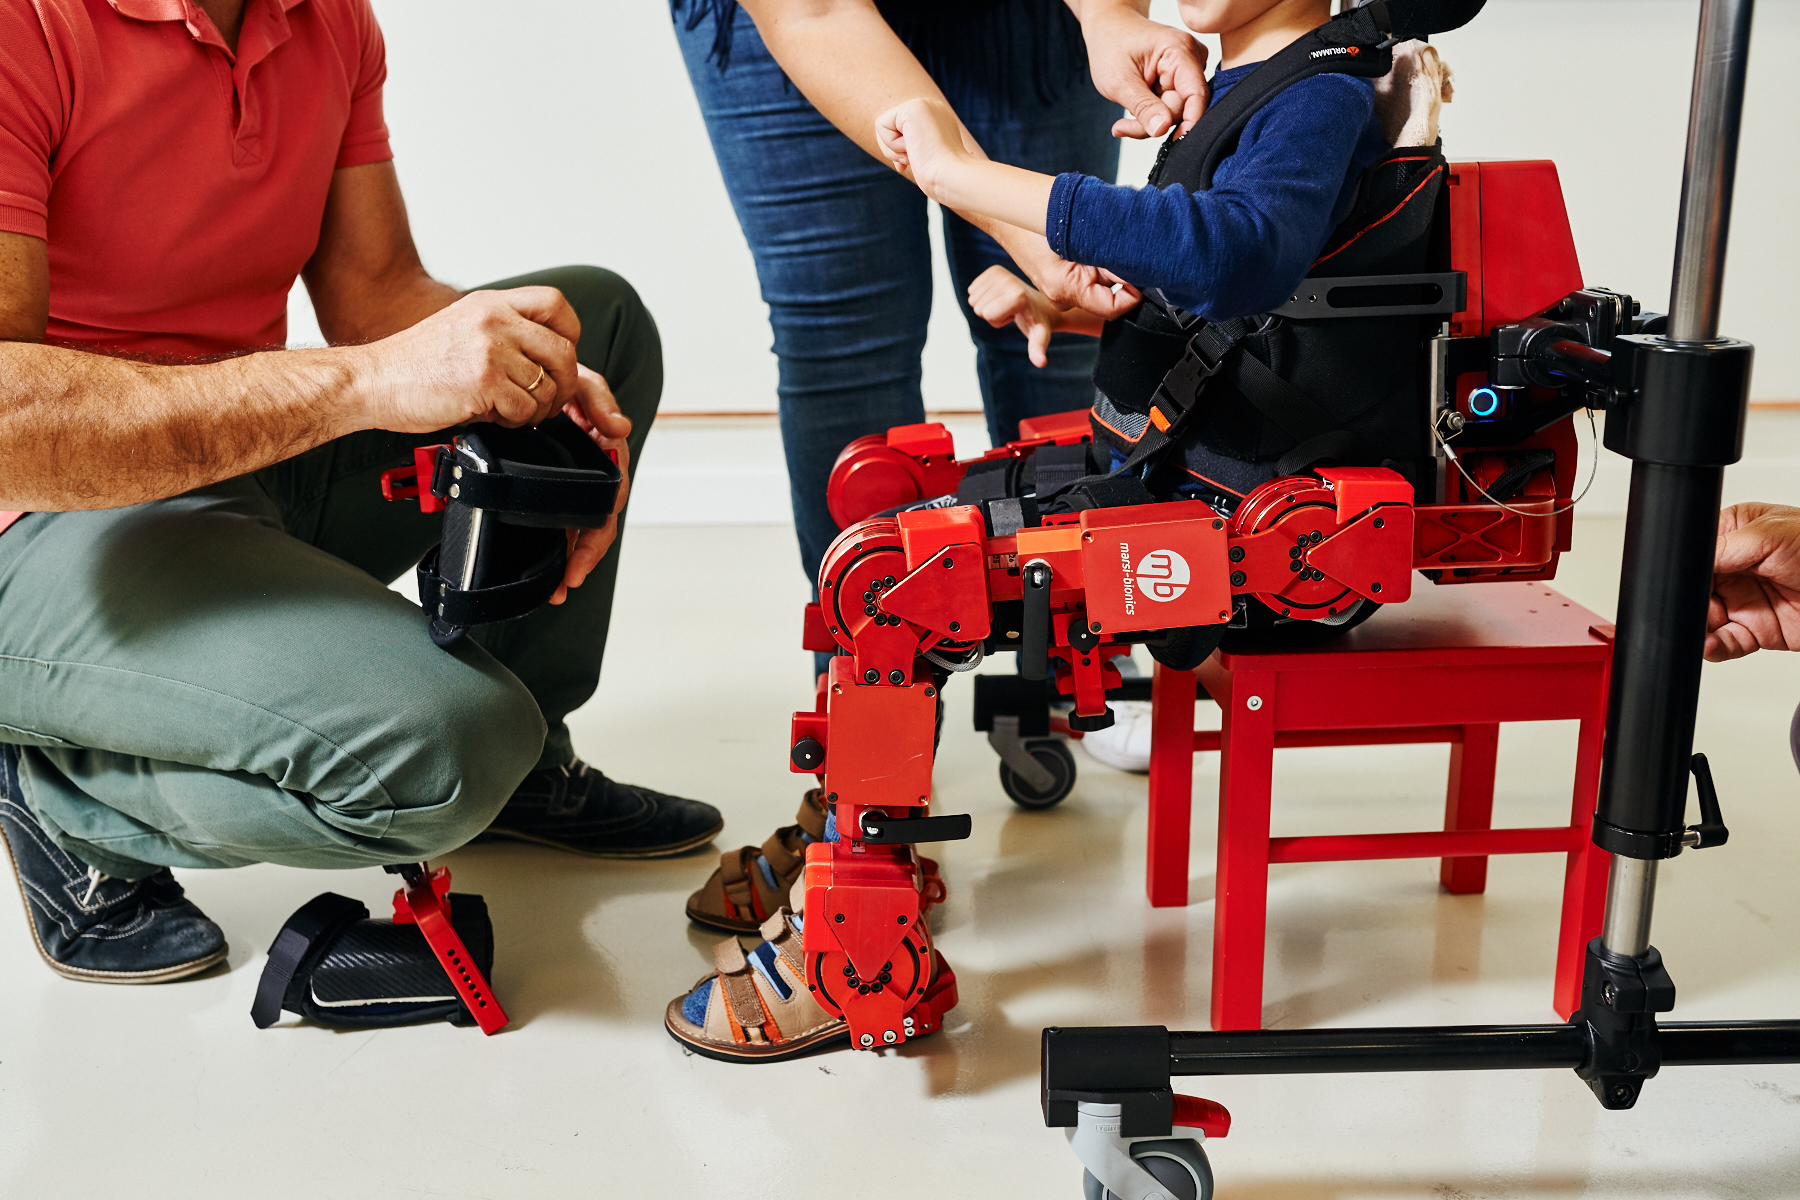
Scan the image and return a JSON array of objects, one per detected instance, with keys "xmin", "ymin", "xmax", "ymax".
[{"xmin": 251, "ymin": 892, "xmax": 369, "ymax": 1029}]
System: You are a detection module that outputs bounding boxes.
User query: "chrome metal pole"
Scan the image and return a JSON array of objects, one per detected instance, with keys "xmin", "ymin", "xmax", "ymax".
[
  {"xmin": 1668, "ymin": 0, "xmax": 1755, "ymax": 343},
  {"xmin": 1602, "ymin": 856, "xmax": 1659, "ymax": 958}
]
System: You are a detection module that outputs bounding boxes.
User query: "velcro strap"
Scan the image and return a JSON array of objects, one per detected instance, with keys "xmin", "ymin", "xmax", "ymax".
[
  {"xmin": 720, "ymin": 847, "xmax": 754, "ymax": 910},
  {"xmin": 417, "ymin": 542, "xmax": 564, "ymax": 629},
  {"xmin": 795, "ymin": 790, "xmax": 828, "ymax": 839},
  {"xmin": 251, "ymin": 892, "xmax": 369, "ymax": 1029},
  {"xmin": 431, "ymin": 464, "xmax": 618, "ymax": 523},
  {"xmin": 760, "ymin": 831, "xmax": 801, "ymax": 878},
  {"xmin": 759, "ymin": 911, "xmax": 807, "ymax": 980},
  {"xmin": 712, "ymin": 938, "xmax": 765, "ymax": 1033}
]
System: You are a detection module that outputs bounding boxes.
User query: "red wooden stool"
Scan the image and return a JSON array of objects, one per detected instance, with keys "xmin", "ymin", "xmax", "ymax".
[{"xmin": 1145, "ymin": 581, "xmax": 1614, "ymax": 1031}]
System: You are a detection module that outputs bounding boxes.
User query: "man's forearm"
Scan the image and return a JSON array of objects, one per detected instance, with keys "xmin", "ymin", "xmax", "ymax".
[
  {"xmin": 0, "ymin": 343, "xmax": 362, "ymax": 511},
  {"xmin": 307, "ymin": 261, "xmax": 460, "ymax": 346}
]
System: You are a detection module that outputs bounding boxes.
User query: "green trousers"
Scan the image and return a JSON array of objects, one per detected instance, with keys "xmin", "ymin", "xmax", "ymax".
[{"xmin": 0, "ymin": 266, "xmax": 661, "ymax": 878}]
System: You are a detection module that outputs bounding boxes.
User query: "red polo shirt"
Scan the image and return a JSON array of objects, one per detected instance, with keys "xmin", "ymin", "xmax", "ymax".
[{"xmin": 0, "ymin": 0, "xmax": 392, "ymax": 359}]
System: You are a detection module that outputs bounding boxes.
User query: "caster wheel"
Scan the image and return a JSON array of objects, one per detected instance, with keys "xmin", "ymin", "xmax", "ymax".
[
  {"xmin": 999, "ymin": 739, "xmax": 1076, "ymax": 810},
  {"xmin": 1082, "ymin": 1139, "xmax": 1212, "ymax": 1200}
]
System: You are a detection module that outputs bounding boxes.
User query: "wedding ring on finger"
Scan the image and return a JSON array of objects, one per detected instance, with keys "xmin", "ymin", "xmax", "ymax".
[{"xmin": 525, "ymin": 364, "xmax": 547, "ymax": 393}]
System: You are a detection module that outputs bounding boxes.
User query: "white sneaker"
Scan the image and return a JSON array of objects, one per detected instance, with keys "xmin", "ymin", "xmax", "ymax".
[{"xmin": 1078, "ymin": 700, "xmax": 1153, "ymax": 773}]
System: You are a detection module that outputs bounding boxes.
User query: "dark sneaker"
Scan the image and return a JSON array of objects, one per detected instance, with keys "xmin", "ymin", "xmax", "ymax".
[
  {"xmin": 477, "ymin": 759, "xmax": 722, "ymax": 858},
  {"xmin": 0, "ymin": 745, "xmax": 229, "ymax": 984}
]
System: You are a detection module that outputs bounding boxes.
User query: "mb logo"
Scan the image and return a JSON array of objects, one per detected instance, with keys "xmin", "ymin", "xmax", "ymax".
[{"xmin": 1136, "ymin": 549, "xmax": 1190, "ymax": 602}]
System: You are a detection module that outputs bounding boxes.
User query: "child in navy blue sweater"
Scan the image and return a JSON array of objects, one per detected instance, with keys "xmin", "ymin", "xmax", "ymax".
[{"xmin": 877, "ymin": 0, "xmax": 1446, "ymax": 367}]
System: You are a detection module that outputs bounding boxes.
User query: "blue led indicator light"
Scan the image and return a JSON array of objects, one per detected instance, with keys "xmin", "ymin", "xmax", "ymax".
[{"xmin": 1468, "ymin": 387, "xmax": 1500, "ymax": 418}]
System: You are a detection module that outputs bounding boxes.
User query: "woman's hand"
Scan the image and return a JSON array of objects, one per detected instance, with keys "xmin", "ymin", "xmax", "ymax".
[
  {"xmin": 1071, "ymin": 0, "xmax": 1210, "ymax": 138},
  {"xmin": 1704, "ymin": 502, "xmax": 1800, "ymax": 660},
  {"xmin": 550, "ymin": 364, "xmax": 632, "ymax": 606},
  {"xmin": 876, "ymin": 97, "xmax": 970, "ymax": 201}
]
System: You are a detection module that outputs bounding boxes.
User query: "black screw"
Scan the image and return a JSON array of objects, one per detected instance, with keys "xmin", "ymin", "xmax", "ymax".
[
  {"xmin": 888, "ymin": 670, "xmax": 905, "ymax": 685},
  {"xmin": 834, "ymin": 913, "xmax": 845, "ymax": 923},
  {"xmin": 1373, "ymin": 517, "xmax": 1385, "ymax": 529},
  {"xmin": 1296, "ymin": 534, "xmax": 1308, "ymax": 546},
  {"xmin": 1371, "ymin": 582, "xmax": 1382, "ymax": 593},
  {"xmin": 879, "ymin": 972, "xmax": 892, "ymax": 984},
  {"xmin": 1081, "ymin": 657, "xmax": 1091, "ymax": 666},
  {"xmin": 1328, "ymin": 607, "xmax": 1337, "ymax": 616},
  {"xmin": 942, "ymin": 557, "xmax": 953, "ymax": 568},
  {"xmin": 1228, "ymin": 546, "xmax": 1245, "ymax": 563},
  {"xmin": 1230, "ymin": 570, "xmax": 1246, "ymax": 587},
  {"xmin": 1289, "ymin": 560, "xmax": 1302, "ymax": 573},
  {"xmin": 925, "ymin": 687, "xmax": 936, "ymax": 698},
  {"xmin": 884, "ymin": 576, "xmax": 896, "ymax": 587},
  {"xmin": 859, "ymin": 985, "xmax": 871, "ymax": 995},
  {"xmin": 896, "ymin": 915, "xmax": 907, "ymax": 925},
  {"xmin": 864, "ymin": 669, "xmax": 879, "ymax": 684},
  {"xmin": 884, "ymin": 962, "xmax": 892, "ymax": 971},
  {"xmin": 949, "ymin": 621, "xmax": 960, "ymax": 632},
  {"xmin": 1602, "ymin": 982, "xmax": 1618, "ymax": 1005},
  {"xmin": 843, "ymin": 964, "xmax": 854, "ymax": 976},
  {"xmin": 1212, "ymin": 519, "xmax": 1223, "ymax": 529},
  {"xmin": 1090, "ymin": 621, "xmax": 1102, "ymax": 633},
  {"xmin": 863, "ymin": 591, "xmax": 874, "ymax": 603},
  {"xmin": 1311, "ymin": 569, "xmax": 1324, "ymax": 581},
  {"xmin": 827, "ymin": 793, "xmax": 837, "ymax": 802},
  {"xmin": 870, "ymin": 579, "xmax": 882, "ymax": 591},
  {"xmin": 1309, "ymin": 530, "xmax": 1322, "ymax": 544},
  {"xmin": 1281, "ymin": 608, "xmax": 1291, "ymax": 616},
  {"xmin": 865, "ymin": 605, "xmax": 876, "ymax": 616},
  {"xmin": 870, "ymin": 981, "xmax": 883, "ymax": 994},
  {"xmin": 1289, "ymin": 546, "xmax": 1302, "ymax": 560}
]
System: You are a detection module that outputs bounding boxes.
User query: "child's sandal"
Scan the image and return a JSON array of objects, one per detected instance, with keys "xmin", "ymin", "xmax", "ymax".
[{"xmin": 664, "ymin": 909, "xmax": 849, "ymax": 1062}]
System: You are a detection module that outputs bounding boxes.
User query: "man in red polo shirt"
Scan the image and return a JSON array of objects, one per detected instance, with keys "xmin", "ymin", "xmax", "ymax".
[{"xmin": 0, "ymin": 0, "xmax": 722, "ymax": 984}]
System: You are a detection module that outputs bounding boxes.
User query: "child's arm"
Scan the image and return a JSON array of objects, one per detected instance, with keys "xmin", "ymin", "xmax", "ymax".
[
  {"xmin": 967, "ymin": 266, "xmax": 1107, "ymax": 368},
  {"xmin": 876, "ymin": 99, "xmax": 1056, "ymax": 236}
]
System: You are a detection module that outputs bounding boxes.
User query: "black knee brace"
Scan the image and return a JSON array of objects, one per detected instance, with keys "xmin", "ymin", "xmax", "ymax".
[{"xmin": 383, "ymin": 416, "xmax": 622, "ymax": 647}]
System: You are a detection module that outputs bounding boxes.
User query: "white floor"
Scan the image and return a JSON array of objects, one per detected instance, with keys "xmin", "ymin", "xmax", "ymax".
[{"xmin": 5, "ymin": 507, "xmax": 1800, "ymax": 1197}]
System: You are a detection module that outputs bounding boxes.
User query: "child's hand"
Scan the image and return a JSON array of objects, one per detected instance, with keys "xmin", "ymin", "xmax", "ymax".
[
  {"xmin": 875, "ymin": 98, "xmax": 968, "ymax": 202},
  {"xmin": 968, "ymin": 265, "xmax": 1067, "ymax": 368}
]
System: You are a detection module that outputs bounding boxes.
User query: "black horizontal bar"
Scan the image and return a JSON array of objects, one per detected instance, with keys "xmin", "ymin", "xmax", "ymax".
[
  {"xmin": 1168, "ymin": 1025, "xmax": 1588, "ymax": 1075},
  {"xmin": 1659, "ymin": 1021, "xmax": 1800, "ymax": 1065}
]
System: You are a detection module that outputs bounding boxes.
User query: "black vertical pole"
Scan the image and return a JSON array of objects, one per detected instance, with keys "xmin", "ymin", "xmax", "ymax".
[{"xmin": 1590, "ymin": 0, "xmax": 1757, "ymax": 946}]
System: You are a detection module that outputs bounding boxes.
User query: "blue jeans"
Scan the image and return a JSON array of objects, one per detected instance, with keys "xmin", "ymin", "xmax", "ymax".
[{"xmin": 673, "ymin": 5, "xmax": 1120, "ymax": 587}]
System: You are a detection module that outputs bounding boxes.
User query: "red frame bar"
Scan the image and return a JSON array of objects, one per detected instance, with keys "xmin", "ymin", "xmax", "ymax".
[{"xmin": 1268, "ymin": 825, "xmax": 1584, "ymax": 865}]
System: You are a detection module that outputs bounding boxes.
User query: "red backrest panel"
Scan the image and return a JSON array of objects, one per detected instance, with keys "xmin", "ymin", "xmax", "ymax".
[{"xmin": 1447, "ymin": 161, "xmax": 1584, "ymax": 336}]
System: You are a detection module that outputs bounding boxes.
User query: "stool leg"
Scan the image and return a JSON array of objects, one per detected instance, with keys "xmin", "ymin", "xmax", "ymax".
[
  {"xmin": 1554, "ymin": 709, "xmax": 1611, "ymax": 1019},
  {"xmin": 1439, "ymin": 724, "xmax": 1500, "ymax": 894},
  {"xmin": 1212, "ymin": 670, "xmax": 1276, "ymax": 1031},
  {"xmin": 1146, "ymin": 663, "xmax": 1199, "ymax": 907}
]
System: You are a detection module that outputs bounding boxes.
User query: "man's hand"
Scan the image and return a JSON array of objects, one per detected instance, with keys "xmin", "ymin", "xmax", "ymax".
[
  {"xmin": 550, "ymin": 364, "xmax": 633, "ymax": 605},
  {"xmin": 1071, "ymin": 0, "xmax": 1209, "ymax": 138},
  {"xmin": 353, "ymin": 287, "xmax": 584, "ymax": 434},
  {"xmin": 1704, "ymin": 502, "xmax": 1800, "ymax": 661}
]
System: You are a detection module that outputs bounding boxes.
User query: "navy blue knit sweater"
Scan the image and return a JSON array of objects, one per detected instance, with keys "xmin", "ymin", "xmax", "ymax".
[{"xmin": 1046, "ymin": 61, "xmax": 1390, "ymax": 320}]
